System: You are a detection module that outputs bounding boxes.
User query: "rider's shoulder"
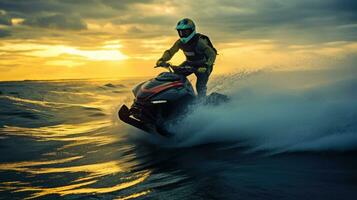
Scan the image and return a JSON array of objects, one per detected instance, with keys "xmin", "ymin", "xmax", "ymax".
[
  {"xmin": 174, "ymin": 39, "xmax": 181, "ymax": 45},
  {"xmin": 173, "ymin": 39, "xmax": 182, "ymax": 48},
  {"xmin": 196, "ymin": 37, "xmax": 210, "ymax": 49}
]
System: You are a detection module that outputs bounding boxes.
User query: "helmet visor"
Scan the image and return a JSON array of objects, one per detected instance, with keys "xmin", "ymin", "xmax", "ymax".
[{"xmin": 178, "ymin": 28, "xmax": 193, "ymax": 38}]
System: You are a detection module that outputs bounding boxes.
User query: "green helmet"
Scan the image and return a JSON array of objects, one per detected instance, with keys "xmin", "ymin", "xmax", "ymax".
[{"xmin": 176, "ymin": 18, "xmax": 196, "ymax": 43}]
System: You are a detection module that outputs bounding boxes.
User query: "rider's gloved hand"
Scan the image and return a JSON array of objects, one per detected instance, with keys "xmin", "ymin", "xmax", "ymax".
[
  {"xmin": 156, "ymin": 59, "xmax": 165, "ymax": 67},
  {"xmin": 197, "ymin": 67, "xmax": 207, "ymax": 73}
]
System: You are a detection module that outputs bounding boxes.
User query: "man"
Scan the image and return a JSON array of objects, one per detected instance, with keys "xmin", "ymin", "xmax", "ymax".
[{"xmin": 156, "ymin": 18, "xmax": 217, "ymax": 98}]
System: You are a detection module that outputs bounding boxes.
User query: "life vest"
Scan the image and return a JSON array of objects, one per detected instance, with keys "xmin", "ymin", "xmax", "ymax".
[
  {"xmin": 178, "ymin": 33, "xmax": 217, "ymax": 62},
  {"xmin": 197, "ymin": 33, "xmax": 218, "ymax": 55}
]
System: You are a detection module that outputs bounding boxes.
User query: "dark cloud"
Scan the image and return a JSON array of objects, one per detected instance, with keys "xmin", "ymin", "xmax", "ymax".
[
  {"xmin": 111, "ymin": 15, "xmax": 177, "ymax": 26},
  {"xmin": 23, "ymin": 14, "xmax": 87, "ymax": 30},
  {"xmin": 0, "ymin": 0, "xmax": 153, "ymax": 18},
  {"xmin": 0, "ymin": 29, "xmax": 11, "ymax": 37},
  {"xmin": 0, "ymin": 13, "xmax": 12, "ymax": 25},
  {"xmin": 0, "ymin": 0, "xmax": 356, "ymax": 44},
  {"xmin": 0, "ymin": 0, "xmax": 66, "ymax": 16},
  {"xmin": 192, "ymin": 0, "xmax": 357, "ymax": 43},
  {"xmin": 101, "ymin": 0, "xmax": 155, "ymax": 9}
]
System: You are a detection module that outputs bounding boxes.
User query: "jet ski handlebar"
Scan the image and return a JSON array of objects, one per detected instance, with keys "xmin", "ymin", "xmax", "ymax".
[{"xmin": 155, "ymin": 62, "xmax": 196, "ymax": 74}]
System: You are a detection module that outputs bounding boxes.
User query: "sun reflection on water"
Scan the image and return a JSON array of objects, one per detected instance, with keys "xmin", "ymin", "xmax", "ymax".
[
  {"xmin": 2, "ymin": 120, "xmax": 118, "ymax": 149},
  {"xmin": 0, "ymin": 80, "xmax": 153, "ymax": 199},
  {"xmin": 1, "ymin": 171, "xmax": 150, "ymax": 199},
  {"xmin": 0, "ymin": 139, "xmax": 151, "ymax": 199},
  {"xmin": 0, "ymin": 118, "xmax": 151, "ymax": 199}
]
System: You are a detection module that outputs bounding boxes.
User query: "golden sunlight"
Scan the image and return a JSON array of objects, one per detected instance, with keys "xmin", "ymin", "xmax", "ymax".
[
  {"xmin": 11, "ymin": 18, "xmax": 25, "ymax": 25},
  {"xmin": 0, "ymin": 40, "xmax": 128, "ymax": 61}
]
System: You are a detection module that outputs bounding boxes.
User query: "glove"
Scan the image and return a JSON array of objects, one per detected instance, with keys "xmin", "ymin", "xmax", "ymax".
[
  {"xmin": 197, "ymin": 67, "xmax": 207, "ymax": 73},
  {"xmin": 156, "ymin": 59, "xmax": 165, "ymax": 67}
]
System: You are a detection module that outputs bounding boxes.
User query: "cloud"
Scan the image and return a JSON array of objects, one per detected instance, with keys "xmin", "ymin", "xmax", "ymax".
[
  {"xmin": 0, "ymin": 0, "xmax": 357, "ymax": 80},
  {"xmin": 0, "ymin": 12, "xmax": 12, "ymax": 25},
  {"xmin": 185, "ymin": 0, "xmax": 357, "ymax": 43},
  {"xmin": 0, "ymin": 0, "xmax": 354, "ymax": 43},
  {"xmin": 0, "ymin": 0, "xmax": 153, "ymax": 19},
  {"xmin": 0, "ymin": 29, "xmax": 11, "ymax": 37},
  {"xmin": 23, "ymin": 14, "xmax": 87, "ymax": 30}
]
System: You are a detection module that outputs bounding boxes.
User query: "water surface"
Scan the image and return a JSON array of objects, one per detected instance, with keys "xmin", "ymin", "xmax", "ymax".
[{"xmin": 1, "ymin": 73, "xmax": 357, "ymax": 199}]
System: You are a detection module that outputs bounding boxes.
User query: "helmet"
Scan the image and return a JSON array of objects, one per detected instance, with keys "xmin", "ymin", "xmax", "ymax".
[{"xmin": 176, "ymin": 18, "xmax": 196, "ymax": 43}]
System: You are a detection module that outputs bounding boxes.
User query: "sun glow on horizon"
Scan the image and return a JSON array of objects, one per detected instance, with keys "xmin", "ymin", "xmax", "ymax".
[
  {"xmin": 0, "ymin": 0, "xmax": 356, "ymax": 81},
  {"xmin": 0, "ymin": 40, "xmax": 128, "ymax": 62}
]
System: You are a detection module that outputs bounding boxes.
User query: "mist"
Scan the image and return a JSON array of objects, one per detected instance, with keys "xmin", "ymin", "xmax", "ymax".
[{"xmin": 155, "ymin": 59, "xmax": 357, "ymax": 153}]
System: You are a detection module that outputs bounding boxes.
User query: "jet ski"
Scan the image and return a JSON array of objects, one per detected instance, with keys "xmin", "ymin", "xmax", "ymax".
[{"xmin": 118, "ymin": 63, "xmax": 229, "ymax": 136}]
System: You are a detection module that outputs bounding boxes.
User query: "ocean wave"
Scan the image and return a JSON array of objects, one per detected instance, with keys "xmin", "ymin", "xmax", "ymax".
[{"xmin": 0, "ymin": 80, "xmax": 126, "ymax": 128}]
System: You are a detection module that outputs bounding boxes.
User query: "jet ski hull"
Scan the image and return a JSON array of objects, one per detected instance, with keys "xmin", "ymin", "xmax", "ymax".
[{"xmin": 118, "ymin": 104, "xmax": 173, "ymax": 136}]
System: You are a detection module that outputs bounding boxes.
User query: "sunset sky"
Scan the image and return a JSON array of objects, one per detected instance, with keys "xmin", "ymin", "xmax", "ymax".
[{"xmin": 0, "ymin": 0, "xmax": 356, "ymax": 80}]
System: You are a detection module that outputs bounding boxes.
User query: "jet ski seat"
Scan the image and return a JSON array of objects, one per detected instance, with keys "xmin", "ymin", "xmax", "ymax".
[{"xmin": 155, "ymin": 72, "xmax": 181, "ymax": 81}]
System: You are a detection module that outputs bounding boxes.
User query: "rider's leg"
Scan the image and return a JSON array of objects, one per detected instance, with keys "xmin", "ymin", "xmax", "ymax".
[{"xmin": 195, "ymin": 67, "xmax": 212, "ymax": 98}]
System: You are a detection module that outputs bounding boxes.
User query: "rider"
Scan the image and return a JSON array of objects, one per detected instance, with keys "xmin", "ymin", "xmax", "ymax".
[{"xmin": 156, "ymin": 18, "xmax": 217, "ymax": 97}]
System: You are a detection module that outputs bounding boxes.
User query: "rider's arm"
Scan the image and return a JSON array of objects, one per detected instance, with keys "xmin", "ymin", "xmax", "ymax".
[
  {"xmin": 197, "ymin": 38, "xmax": 216, "ymax": 67},
  {"xmin": 159, "ymin": 40, "xmax": 180, "ymax": 62}
]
